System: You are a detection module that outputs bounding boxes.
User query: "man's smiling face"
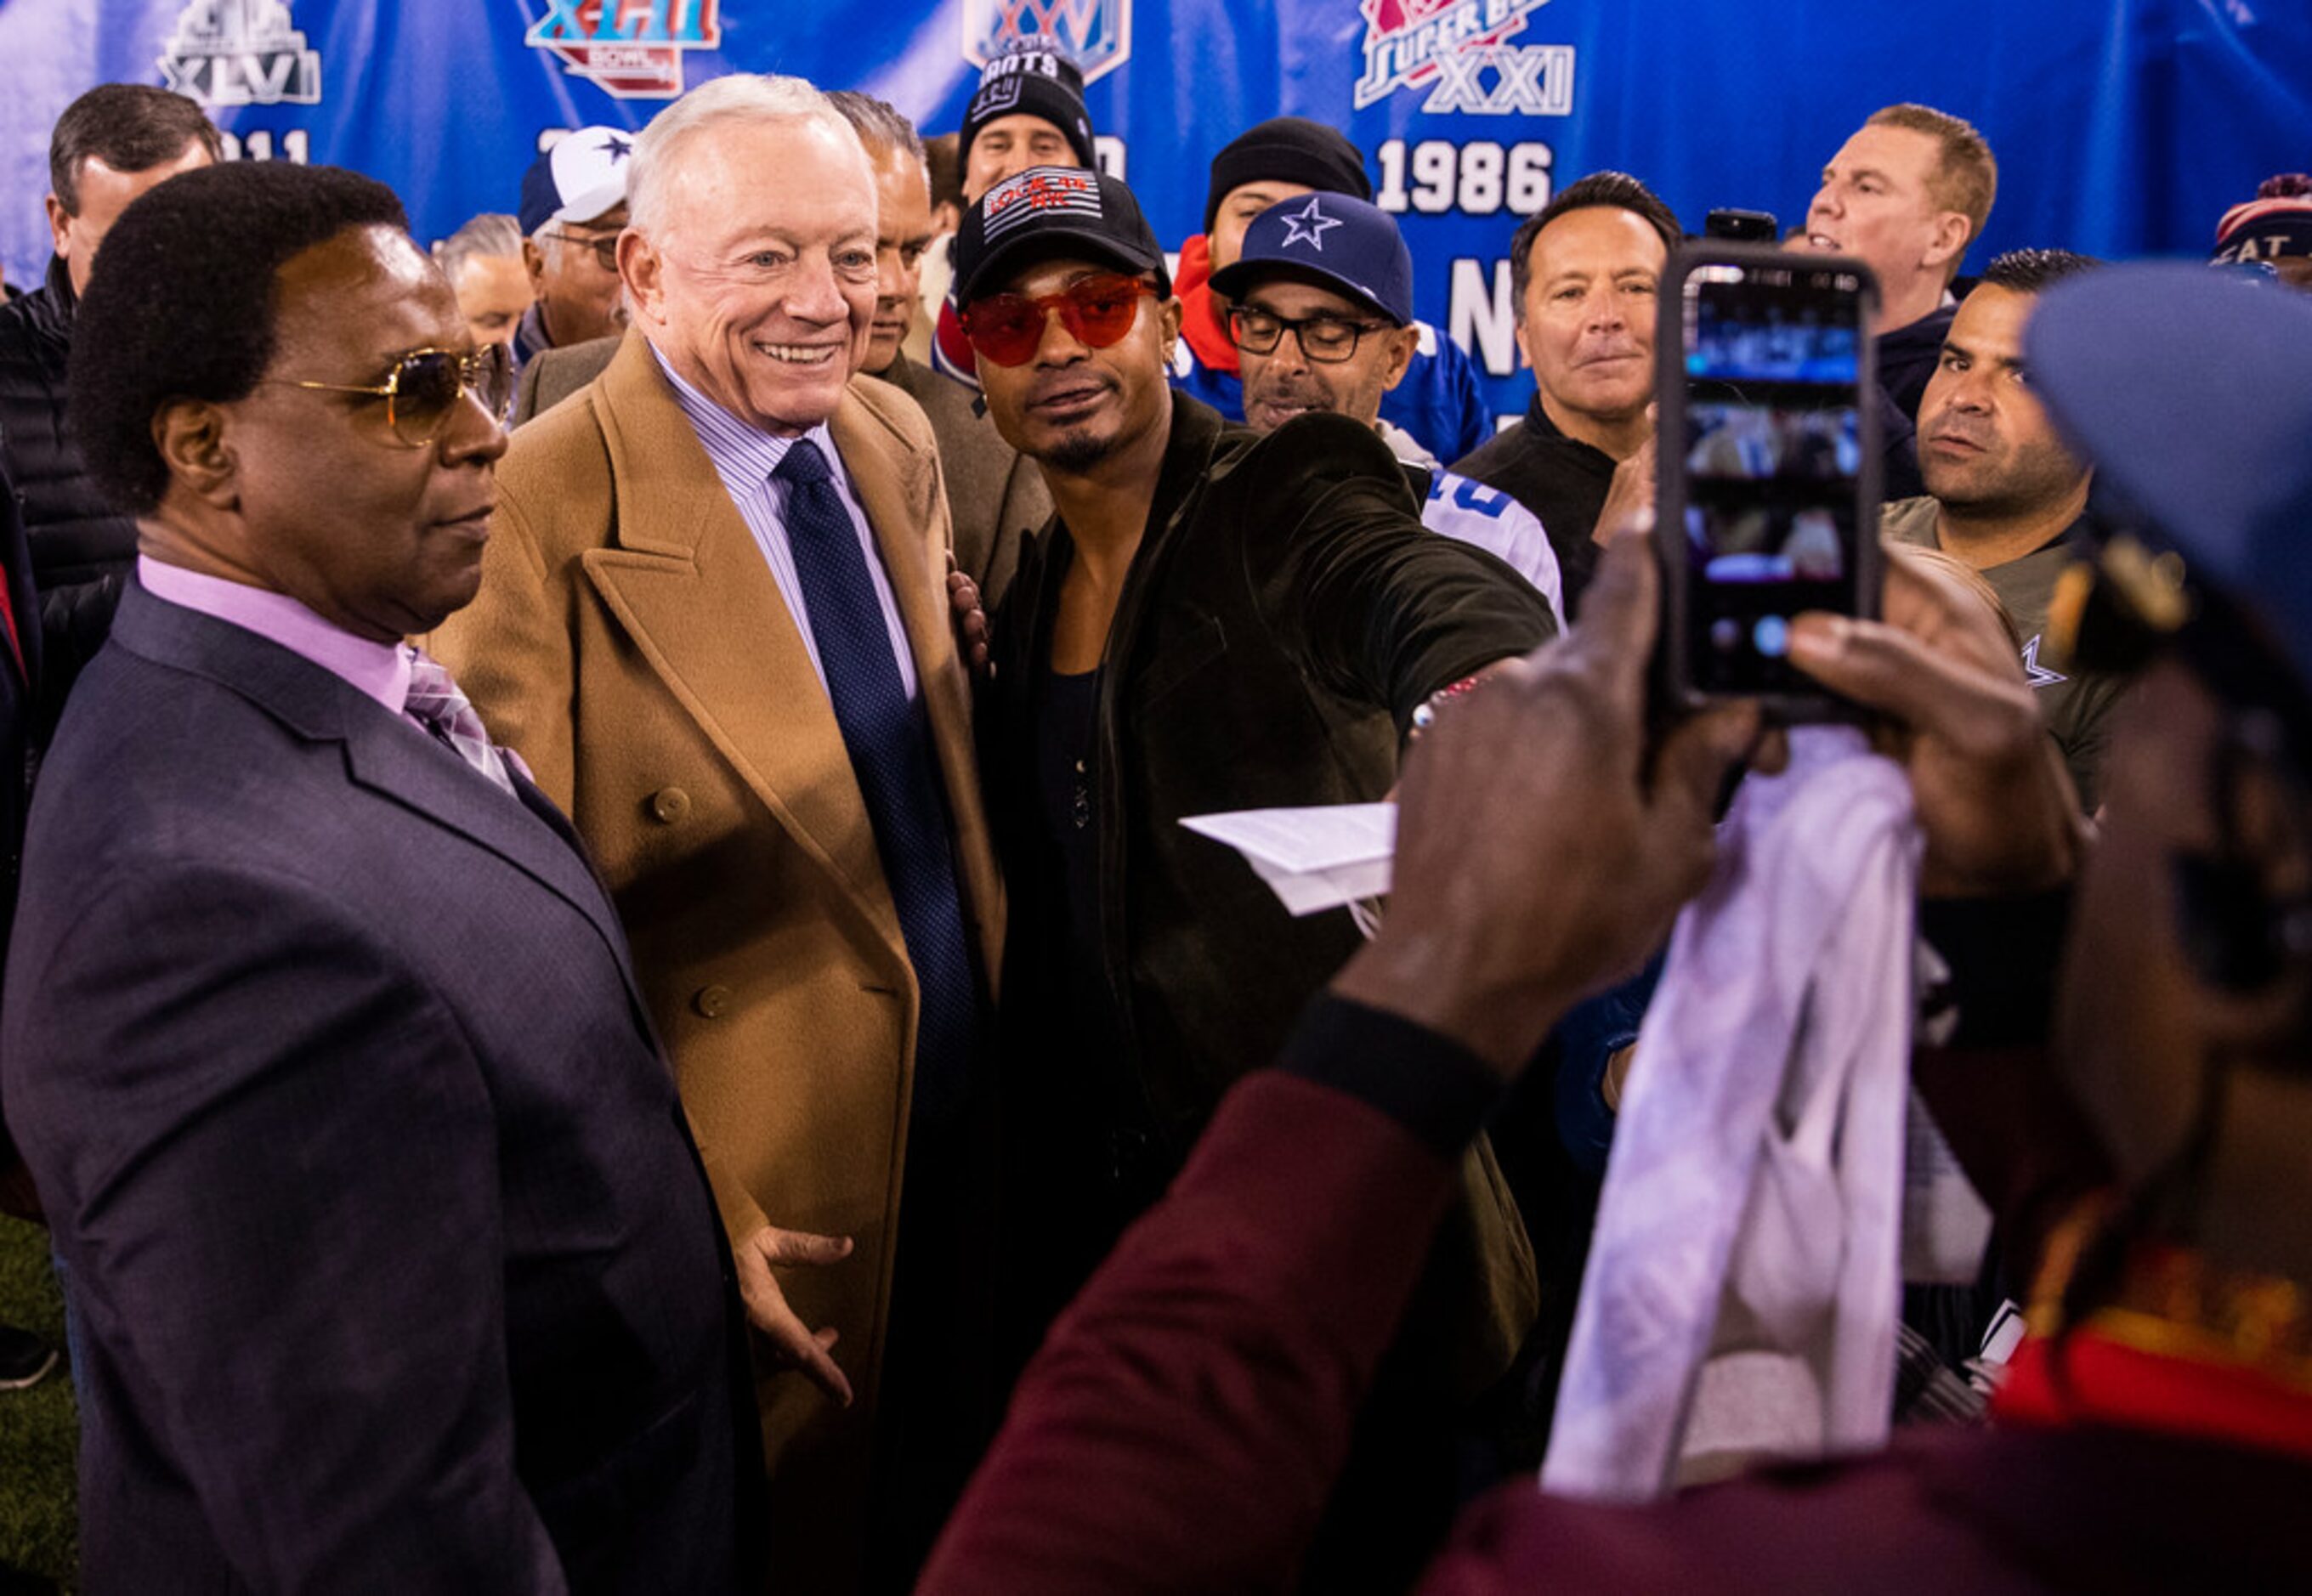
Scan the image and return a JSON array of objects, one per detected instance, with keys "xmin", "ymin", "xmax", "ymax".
[{"xmin": 625, "ymin": 115, "xmax": 876, "ymax": 436}]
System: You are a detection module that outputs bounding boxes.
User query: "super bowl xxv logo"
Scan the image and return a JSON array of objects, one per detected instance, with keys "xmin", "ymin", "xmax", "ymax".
[
  {"xmin": 1354, "ymin": 0, "xmax": 1575, "ymax": 115},
  {"xmin": 964, "ymin": 0, "xmax": 1132, "ymax": 84},
  {"xmin": 527, "ymin": 0, "xmax": 722, "ymax": 100}
]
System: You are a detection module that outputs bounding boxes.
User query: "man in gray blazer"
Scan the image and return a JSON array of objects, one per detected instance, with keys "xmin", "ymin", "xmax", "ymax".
[
  {"xmin": 512, "ymin": 93, "xmax": 1049, "ymax": 608},
  {"xmin": 0, "ymin": 158, "xmax": 837, "ymax": 1593}
]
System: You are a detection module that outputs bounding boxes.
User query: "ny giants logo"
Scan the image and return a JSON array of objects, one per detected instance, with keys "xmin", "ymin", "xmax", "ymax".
[
  {"xmin": 963, "ymin": 0, "xmax": 1132, "ymax": 84},
  {"xmin": 1354, "ymin": 0, "xmax": 1572, "ymax": 114},
  {"xmin": 526, "ymin": 0, "xmax": 721, "ymax": 100}
]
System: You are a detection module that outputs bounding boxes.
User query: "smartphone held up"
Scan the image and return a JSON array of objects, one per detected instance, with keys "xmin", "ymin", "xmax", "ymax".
[{"xmin": 1654, "ymin": 242, "xmax": 1883, "ymax": 720}]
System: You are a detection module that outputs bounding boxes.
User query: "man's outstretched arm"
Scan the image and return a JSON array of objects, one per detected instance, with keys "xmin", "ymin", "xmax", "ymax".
[{"xmin": 921, "ymin": 537, "xmax": 1760, "ymax": 1594}]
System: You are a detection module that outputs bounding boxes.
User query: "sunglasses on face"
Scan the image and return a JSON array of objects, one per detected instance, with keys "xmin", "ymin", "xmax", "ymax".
[
  {"xmin": 960, "ymin": 274, "xmax": 1159, "ymax": 367},
  {"xmin": 543, "ymin": 229, "xmax": 622, "ymax": 273},
  {"xmin": 273, "ymin": 343, "xmax": 516, "ymax": 447},
  {"xmin": 1226, "ymin": 305, "xmax": 1391, "ymax": 364}
]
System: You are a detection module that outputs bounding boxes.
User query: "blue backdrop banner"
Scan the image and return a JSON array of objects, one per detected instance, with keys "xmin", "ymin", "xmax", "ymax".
[{"xmin": 4, "ymin": 0, "xmax": 2309, "ymax": 421}]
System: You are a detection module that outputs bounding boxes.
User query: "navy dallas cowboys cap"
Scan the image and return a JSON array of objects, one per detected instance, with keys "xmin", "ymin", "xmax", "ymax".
[
  {"xmin": 1207, "ymin": 190, "xmax": 1414, "ymax": 326},
  {"xmin": 953, "ymin": 166, "xmax": 1170, "ymax": 305}
]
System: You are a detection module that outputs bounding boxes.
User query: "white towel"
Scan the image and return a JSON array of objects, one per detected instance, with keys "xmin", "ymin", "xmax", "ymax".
[{"xmin": 1540, "ymin": 726, "xmax": 1921, "ymax": 1503}]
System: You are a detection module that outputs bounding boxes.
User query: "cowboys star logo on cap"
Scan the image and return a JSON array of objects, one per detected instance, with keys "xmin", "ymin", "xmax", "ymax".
[{"xmin": 1278, "ymin": 196, "xmax": 1344, "ymax": 252}]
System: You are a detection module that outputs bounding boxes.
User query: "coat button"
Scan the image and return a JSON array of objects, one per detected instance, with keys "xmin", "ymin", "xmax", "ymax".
[
  {"xmin": 693, "ymin": 984, "xmax": 732, "ymax": 1019},
  {"xmin": 650, "ymin": 786, "xmax": 692, "ymax": 823}
]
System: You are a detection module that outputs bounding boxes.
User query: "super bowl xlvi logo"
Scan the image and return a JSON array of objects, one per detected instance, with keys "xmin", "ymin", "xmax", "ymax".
[
  {"xmin": 158, "ymin": 0, "xmax": 320, "ymax": 107},
  {"xmin": 964, "ymin": 0, "xmax": 1132, "ymax": 84},
  {"xmin": 527, "ymin": 0, "xmax": 722, "ymax": 100},
  {"xmin": 1353, "ymin": 0, "xmax": 1576, "ymax": 116}
]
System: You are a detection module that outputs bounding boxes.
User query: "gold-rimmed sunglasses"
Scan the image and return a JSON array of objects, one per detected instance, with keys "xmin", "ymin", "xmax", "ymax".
[{"xmin": 269, "ymin": 343, "xmax": 515, "ymax": 447}]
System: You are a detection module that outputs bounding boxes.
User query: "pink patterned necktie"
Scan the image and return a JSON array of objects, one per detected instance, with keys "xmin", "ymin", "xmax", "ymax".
[{"xmin": 403, "ymin": 649, "xmax": 525, "ymax": 797}]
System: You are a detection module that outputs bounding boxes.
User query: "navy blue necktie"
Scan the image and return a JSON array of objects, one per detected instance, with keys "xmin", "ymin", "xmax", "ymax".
[{"xmin": 775, "ymin": 439, "xmax": 977, "ymax": 1133}]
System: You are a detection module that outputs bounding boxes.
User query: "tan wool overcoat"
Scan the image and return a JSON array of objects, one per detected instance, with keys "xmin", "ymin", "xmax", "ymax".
[{"xmin": 431, "ymin": 331, "xmax": 1002, "ymax": 1593}]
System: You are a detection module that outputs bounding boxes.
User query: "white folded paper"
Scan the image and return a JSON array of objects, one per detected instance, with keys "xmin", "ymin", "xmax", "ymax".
[{"xmin": 1179, "ymin": 803, "xmax": 1397, "ymax": 915}]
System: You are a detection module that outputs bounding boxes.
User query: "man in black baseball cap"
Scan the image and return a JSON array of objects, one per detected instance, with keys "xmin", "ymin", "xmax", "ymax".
[
  {"xmin": 1170, "ymin": 115, "xmax": 1493, "ymax": 465},
  {"xmin": 953, "ymin": 160, "xmax": 1555, "ymax": 1589},
  {"xmin": 922, "ymin": 261, "xmax": 2312, "ymax": 1596}
]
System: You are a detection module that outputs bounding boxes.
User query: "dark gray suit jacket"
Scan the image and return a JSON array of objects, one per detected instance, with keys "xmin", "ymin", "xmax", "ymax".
[
  {"xmin": 0, "ymin": 581, "xmax": 762, "ymax": 1593},
  {"xmin": 514, "ymin": 334, "xmax": 1049, "ymax": 606}
]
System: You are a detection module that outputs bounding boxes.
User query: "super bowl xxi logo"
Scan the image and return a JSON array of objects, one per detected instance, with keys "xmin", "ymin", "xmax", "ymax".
[
  {"xmin": 527, "ymin": 0, "xmax": 722, "ymax": 100},
  {"xmin": 1354, "ymin": 0, "xmax": 1575, "ymax": 116},
  {"xmin": 964, "ymin": 0, "xmax": 1132, "ymax": 84}
]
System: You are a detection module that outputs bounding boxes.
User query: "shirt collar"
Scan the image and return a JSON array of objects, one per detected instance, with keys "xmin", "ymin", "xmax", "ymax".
[
  {"xmin": 648, "ymin": 340, "xmax": 842, "ymax": 501},
  {"xmin": 137, "ymin": 555, "xmax": 412, "ymax": 715}
]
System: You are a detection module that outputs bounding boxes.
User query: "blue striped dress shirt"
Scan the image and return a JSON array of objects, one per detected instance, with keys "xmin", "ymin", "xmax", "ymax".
[{"xmin": 651, "ymin": 342, "xmax": 920, "ymax": 700}]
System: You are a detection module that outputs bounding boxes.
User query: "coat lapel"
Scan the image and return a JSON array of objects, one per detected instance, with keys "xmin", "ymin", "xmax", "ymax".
[{"xmin": 576, "ymin": 339, "xmax": 905, "ymax": 959}]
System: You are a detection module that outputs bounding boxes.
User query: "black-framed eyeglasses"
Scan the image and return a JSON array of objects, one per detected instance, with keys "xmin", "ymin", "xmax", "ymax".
[
  {"xmin": 1227, "ymin": 305, "xmax": 1392, "ymax": 363},
  {"xmin": 268, "ymin": 344, "xmax": 515, "ymax": 447},
  {"xmin": 542, "ymin": 229, "xmax": 621, "ymax": 273}
]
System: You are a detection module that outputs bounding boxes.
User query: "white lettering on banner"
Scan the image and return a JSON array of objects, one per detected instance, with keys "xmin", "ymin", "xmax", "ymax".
[
  {"xmin": 1423, "ymin": 43, "xmax": 1576, "ymax": 115},
  {"xmin": 218, "ymin": 128, "xmax": 310, "ymax": 163},
  {"xmin": 1095, "ymin": 135, "xmax": 1128, "ymax": 182},
  {"xmin": 159, "ymin": 0, "xmax": 322, "ymax": 107},
  {"xmin": 1450, "ymin": 257, "xmax": 1520, "ymax": 377},
  {"xmin": 1376, "ymin": 139, "xmax": 1553, "ymax": 218}
]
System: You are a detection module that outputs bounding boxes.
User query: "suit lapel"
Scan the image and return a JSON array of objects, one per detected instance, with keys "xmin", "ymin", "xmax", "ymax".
[
  {"xmin": 578, "ymin": 341, "xmax": 905, "ymax": 958},
  {"xmin": 339, "ymin": 715, "xmax": 654, "ymax": 1020},
  {"xmin": 107, "ymin": 583, "xmax": 654, "ymax": 1022}
]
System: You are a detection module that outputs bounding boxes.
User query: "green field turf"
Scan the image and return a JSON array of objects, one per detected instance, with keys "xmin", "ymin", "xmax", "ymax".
[{"xmin": 0, "ymin": 1216, "xmax": 73, "ymax": 1593}]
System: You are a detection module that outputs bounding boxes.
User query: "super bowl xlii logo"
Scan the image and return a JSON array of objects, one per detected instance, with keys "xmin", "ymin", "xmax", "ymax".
[
  {"xmin": 526, "ymin": 0, "xmax": 722, "ymax": 99},
  {"xmin": 963, "ymin": 0, "xmax": 1133, "ymax": 84},
  {"xmin": 1355, "ymin": 0, "xmax": 1574, "ymax": 114}
]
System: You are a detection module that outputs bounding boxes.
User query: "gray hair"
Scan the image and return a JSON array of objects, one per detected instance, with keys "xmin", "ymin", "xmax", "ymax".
[
  {"xmin": 824, "ymin": 90, "xmax": 925, "ymax": 168},
  {"xmin": 433, "ymin": 212, "xmax": 522, "ymax": 277},
  {"xmin": 627, "ymin": 73, "xmax": 864, "ymax": 239}
]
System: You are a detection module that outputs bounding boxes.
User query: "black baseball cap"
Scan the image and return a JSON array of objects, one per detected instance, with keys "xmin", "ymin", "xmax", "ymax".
[{"xmin": 953, "ymin": 166, "xmax": 1170, "ymax": 305}]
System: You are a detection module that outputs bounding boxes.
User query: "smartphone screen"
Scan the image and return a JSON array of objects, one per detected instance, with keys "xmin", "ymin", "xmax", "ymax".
[{"xmin": 1658, "ymin": 248, "xmax": 1880, "ymax": 708}]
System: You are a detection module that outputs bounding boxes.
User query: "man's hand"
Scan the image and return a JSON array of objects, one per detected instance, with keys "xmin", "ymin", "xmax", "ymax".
[
  {"xmin": 1790, "ymin": 547, "xmax": 2086, "ymax": 897},
  {"xmin": 1590, "ymin": 409, "xmax": 1657, "ymax": 547},
  {"xmin": 734, "ymin": 1224, "xmax": 856, "ymax": 1406},
  {"xmin": 1334, "ymin": 534, "xmax": 1760, "ymax": 1078},
  {"xmin": 946, "ymin": 551, "xmax": 991, "ymax": 678}
]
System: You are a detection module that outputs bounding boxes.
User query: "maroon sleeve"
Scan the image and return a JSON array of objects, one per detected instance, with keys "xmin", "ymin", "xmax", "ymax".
[{"xmin": 918, "ymin": 1070, "xmax": 1463, "ymax": 1595}]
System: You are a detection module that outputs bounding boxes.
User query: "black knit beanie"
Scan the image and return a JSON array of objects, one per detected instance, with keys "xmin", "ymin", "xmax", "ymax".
[
  {"xmin": 1203, "ymin": 117, "xmax": 1371, "ymax": 233},
  {"xmin": 960, "ymin": 38, "xmax": 1097, "ymax": 174}
]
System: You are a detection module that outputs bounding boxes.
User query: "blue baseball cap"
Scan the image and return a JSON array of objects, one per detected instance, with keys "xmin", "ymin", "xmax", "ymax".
[
  {"xmin": 2026, "ymin": 263, "xmax": 2312, "ymax": 697},
  {"xmin": 1208, "ymin": 191, "xmax": 1415, "ymax": 327}
]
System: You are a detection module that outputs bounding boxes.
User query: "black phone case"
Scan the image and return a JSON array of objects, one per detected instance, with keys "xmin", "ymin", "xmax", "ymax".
[{"xmin": 1651, "ymin": 241, "xmax": 1884, "ymax": 725}]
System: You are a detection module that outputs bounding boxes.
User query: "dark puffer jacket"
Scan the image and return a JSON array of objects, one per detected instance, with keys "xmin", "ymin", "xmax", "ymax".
[{"xmin": 0, "ymin": 256, "xmax": 136, "ymax": 726}]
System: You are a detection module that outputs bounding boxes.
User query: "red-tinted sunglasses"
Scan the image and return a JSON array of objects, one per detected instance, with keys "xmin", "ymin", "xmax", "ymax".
[{"xmin": 960, "ymin": 274, "xmax": 1159, "ymax": 367}]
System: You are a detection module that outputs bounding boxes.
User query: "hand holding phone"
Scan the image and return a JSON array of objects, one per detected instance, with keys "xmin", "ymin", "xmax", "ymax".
[{"xmin": 1654, "ymin": 242, "xmax": 1884, "ymax": 719}]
